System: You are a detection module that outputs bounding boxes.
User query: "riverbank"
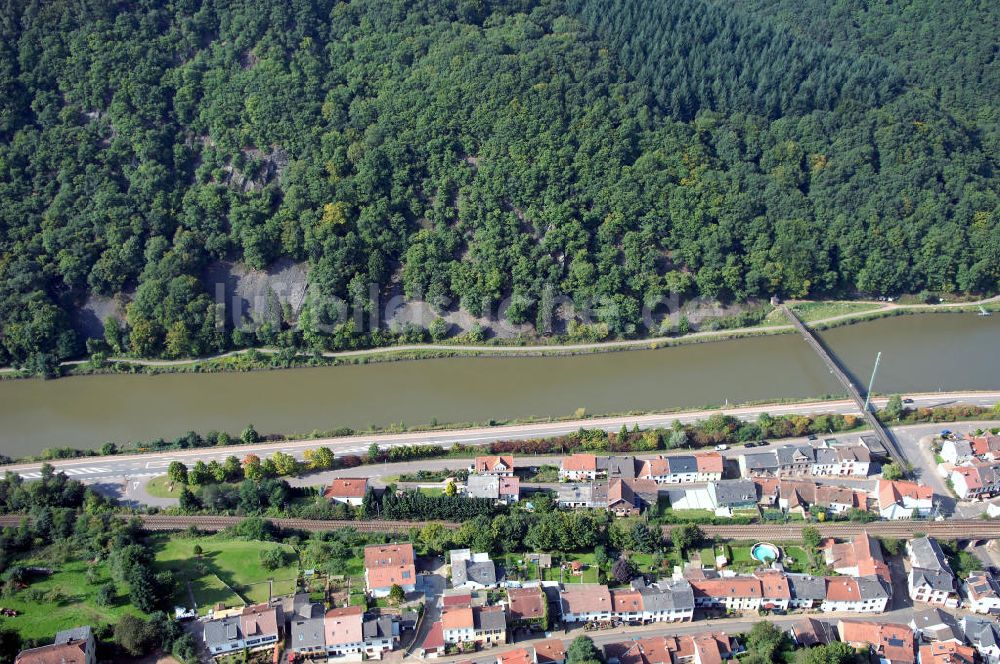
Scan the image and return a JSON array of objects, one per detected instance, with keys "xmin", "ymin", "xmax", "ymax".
[
  {"xmin": 1, "ymin": 312, "xmax": 996, "ymax": 457},
  {"xmin": 4, "ymin": 391, "xmax": 998, "ymax": 475},
  {"xmin": 1, "ymin": 296, "xmax": 997, "ymax": 379}
]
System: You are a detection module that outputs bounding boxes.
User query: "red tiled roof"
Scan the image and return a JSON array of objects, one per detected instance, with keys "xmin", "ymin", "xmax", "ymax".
[
  {"xmin": 535, "ymin": 639, "xmax": 566, "ymax": 664},
  {"xmin": 610, "ymin": 589, "xmax": 643, "ymax": 612},
  {"xmin": 364, "ymin": 543, "xmax": 416, "ymax": 590},
  {"xmin": 324, "ymin": 477, "xmax": 368, "ymax": 499},
  {"xmin": 920, "ymin": 642, "xmax": 976, "ymax": 664},
  {"xmin": 692, "ymin": 633, "xmax": 732, "ymax": 664},
  {"xmin": 15, "ymin": 642, "xmax": 89, "ymax": 664},
  {"xmin": 561, "ymin": 454, "xmax": 598, "ymax": 472},
  {"xmin": 561, "ymin": 586, "xmax": 612, "ymax": 613},
  {"xmin": 695, "ymin": 452, "xmax": 724, "ymax": 474},
  {"xmin": 507, "ymin": 587, "xmax": 546, "ymax": 621},
  {"xmin": 476, "ymin": 456, "xmax": 514, "ymax": 473},
  {"xmin": 242, "ymin": 603, "xmax": 279, "ymax": 638},
  {"xmin": 441, "ymin": 606, "xmax": 474, "ymax": 631},
  {"xmin": 756, "ymin": 570, "xmax": 791, "ymax": 599},
  {"xmin": 825, "ymin": 577, "xmax": 861, "ymax": 602},
  {"xmin": 499, "ymin": 648, "xmax": 534, "ymax": 664},
  {"xmin": 325, "ymin": 605, "xmax": 363, "ymax": 646},
  {"xmin": 878, "ymin": 479, "xmax": 932, "ymax": 508},
  {"xmin": 443, "ymin": 592, "xmax": 473, "ymax": 607},
  {"xmin": 953, "ymin": 465, "xmax": 982, "ymax": 490},
  {"xmin": 499, "ymin": 476, "xmax": 520, "ymax": 496},
  {"xmin": 638, "ymin": 458, "xmax": 670, "ymax": 478},
  {"xmin": 423, "ymin": 622, "xmax": 445, "ymax": 650},
  {"xmin": 839, "ymin": 621, "xmax": 914, "ymax": 664},
  {"xmin": 690, "ymin": 577, "xmax": 762, "ymax": 599}
]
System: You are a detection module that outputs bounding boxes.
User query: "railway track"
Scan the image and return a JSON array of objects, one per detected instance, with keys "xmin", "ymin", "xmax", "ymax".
[
  {"xmin": 0, "ymin": 514, "xmax": 460, "ymax": 533},
  {"xmin": 663, "ymin": 519, "xmax": 1000, "ymax": 541},
  {"xmin": 0, "ymin": 512, "xmax": 993, "ymax": 541}
]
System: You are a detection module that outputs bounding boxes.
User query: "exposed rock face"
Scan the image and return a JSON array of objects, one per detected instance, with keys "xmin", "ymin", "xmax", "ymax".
[
  {"xmin": 75, "ymin": 294, "xmax": 128, "ymax": 339},
  {"xmin": 204, "ymin": 258, "xmax": 309, "ymax": 330}
]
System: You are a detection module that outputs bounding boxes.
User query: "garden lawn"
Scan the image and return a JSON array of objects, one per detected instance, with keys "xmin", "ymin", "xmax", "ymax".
[
  {"xmin": 790, "ymin": 301, "xmax": 883, "ymax": 322},
  {"xmin": 144, "ymin": 475, "xmax": 181, "ymax": 499},
  {"xmin": 0, "ymin": 560, "xmax": 144, "ymax": 642},
  {"xmin": 154, "ymin": 536, "xmax": 299, "ymax": 613}
]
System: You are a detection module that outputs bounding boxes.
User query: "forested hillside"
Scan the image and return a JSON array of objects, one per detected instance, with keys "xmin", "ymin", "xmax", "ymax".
[
  {"xmin": 726, "ymin": 0, "xmax": 1000, "ymax": 148},
  {"xmin": 0, "ymin": 0, "xmax": 997, "ymax": 372}
]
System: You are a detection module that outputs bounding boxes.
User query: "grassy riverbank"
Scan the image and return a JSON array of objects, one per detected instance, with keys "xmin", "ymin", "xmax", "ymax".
[{"xmin": 1, "ymin": 297, "xmax": 996, "ymax": 381}]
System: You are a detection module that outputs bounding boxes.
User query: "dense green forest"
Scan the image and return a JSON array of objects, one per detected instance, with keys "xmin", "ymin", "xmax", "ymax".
[{"xmin": 0, "ymin": 0, "xmax": 997, "ymax": 372}]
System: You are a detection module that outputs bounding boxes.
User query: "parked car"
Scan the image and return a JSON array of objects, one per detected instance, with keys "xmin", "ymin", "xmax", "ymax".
[
  {"xmin": 806, "ymin": 434, "xmax": 818, "ymax": 441},
  {"xmin": 714, "ymin": 444, "xmax": 729, "ymax": 451},
  {"xmin": 903, "ymin": 398, "xmax": 914, "ymax": 404}
]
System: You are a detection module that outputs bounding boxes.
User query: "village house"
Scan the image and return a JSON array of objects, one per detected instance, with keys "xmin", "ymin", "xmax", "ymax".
[
  {"xmin": 364, "ymin": 543, "xmax": 417, "ymax": 597},
  {"xmin": 556, "ymin": 483, "xmax": 608, "ymax": 509},
  {"xmin": 965, "ymin": 570, "xmax": 1000, "ymax": 615},
  {"xmin": 756, "ymin": 570, "xmax": 792, "ymax": 612},
  {"xmin": 441, "ymin": 605, "xmax": 506, "ymax": 646},
  {"xmin": 450, "ymin": 549, "xmax": 498, "ymax": 590},
  {"xmin": 603, "ymin": 632, "xmax": 735, "ymax": 664},
  {"xmin": 791, "ymin": 618, "xmax": 839, "ymax": 647},
  {"xmin": 962, "ymin": 617, "xmax": 1000, "ymax": 664},
  {"xmin": 474, "ymin": 455, "xmax": 515, "ymax": 476},
  {"xmin": 821, "ymin": 534, "xmax": 892, "ymax": 587},
  {"xmin": 918, "ymin": 642, "xmax": 977, "ymax": 664},
  {"xmin": 909, "ymin": 608, "xmax": 963, "ymax": 643},
  {"xmin": 324, "ymin": 606, "xmax": 365, "ymax": 656},
  {"xmin": 941, "ymin": 434, "xmax": 1000, "ymax": 464},
  {"xmin": 638, "ymin": 453, "xmax": 724, "ymax": 484},
  {"xmin": 506, "ymin": 586, "xmax": 547, "ymax": 628},
  {"xmin": 465, "ymin": 474, "xmax": 520, "ymax": 504},
  {"xmin": 287, "ymin": 601, "xmax": 327, "ymax": 659},
  {"xmin": 689, "ymin": 576, "xmax": 763, "ymax": 613},
  {"xmin": 951, "ymin": 460, "xmax": 1000, "ymax": 500},
  {"xmin": 535, "ymin": 639, "xmax": 567, "ymax": 664},
  {"xmin": 777, "ymin": 479, "xmax": 868, "ymax": 516},
  {"xmin": 441, "ymin": 606, "xmax": 475, "ymax": 644},
  {"xmin": 421, "ymin": 622, "xmax": 446, "ymax": 658},
  {"xmin": 878, "ymin": 480, "xmax": 934, "ymax": 519},
  {"xmin": 632, "ymin": 578, "xmax": 696, "ymax": 623},
  {"xmin": 499, "ymin": 648, "xmax": 537, "ymax": 664},
  {"xmin": 324, "ymin": 478, "xmax": 369, "ymax": 506},
  {"xmin": 811, "ymin": 444, "xmax": 871, "ymax": 477},
  {"xmin": 362, "ymin": 614, "xmax": 399, "ymax": 656},
  {"xmin": 559, "ymin": 453, "xmax": 601, "ymax": 481},
  {"xmin": 838, "ymin": 620, "xmax": 916, "ymax": 664},
  {"xmin": 821, "ymin": 576, "xmax": 890, "ymax": 613},
  {"xmin": 707, "ymin": 480, "xmax": 758, "ymax": 515},
  {"xmin": 16, "ymin": 626, "xmax": 97, "ymax": 664},
  {"xmin": 907, "ymin": 538, "xmax": 959, "ymax": 608},
  {"xmin": 560, "ymin": 585, "xmax": 613, "ymax": 623},
  {"xmin": 787, "ymin": 573, "xmax": 828, "ymax": 609},
  {"xmin": 607, "ymin": 478, "xmax": 661, "ymax": 516},
  {"xmin": 204, "ymin": 604, "xmax": 282, "ymax": 656},
  {"xmin": 474, "ymin": 606, "xmax": 507, "ymax": 646},
  {"xmin": 607, "ymin": 456, "xmax": 640, "ymax": 479}
]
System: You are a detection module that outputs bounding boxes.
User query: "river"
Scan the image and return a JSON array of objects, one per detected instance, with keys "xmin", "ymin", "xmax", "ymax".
[{"xmin": 0, "ymin": 312, "xmax": 996, "ymax": 456}]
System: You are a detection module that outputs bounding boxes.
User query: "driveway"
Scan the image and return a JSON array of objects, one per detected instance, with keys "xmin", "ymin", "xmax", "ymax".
[{"xmin": 406, "ymin": 556, "xmax": 446, "ymax": 655}]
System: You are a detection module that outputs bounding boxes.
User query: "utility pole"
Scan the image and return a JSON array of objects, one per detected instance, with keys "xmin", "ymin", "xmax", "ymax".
[{"xmin": 863, "ymin": 351, "xmax": 882, "ymax": 411}]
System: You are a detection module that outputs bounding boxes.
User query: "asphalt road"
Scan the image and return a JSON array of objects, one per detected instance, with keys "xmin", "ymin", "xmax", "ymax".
[
  {"xmin": 7, "ymin": 391, "xmax": 997, "ymax": 485},
  {"xmin": 423, "ymin": 603, "xmax": 954, "ymax": 664},
  {"xmin": 96, "ymin": 419, "xmax": 995, "ymax": 509}
]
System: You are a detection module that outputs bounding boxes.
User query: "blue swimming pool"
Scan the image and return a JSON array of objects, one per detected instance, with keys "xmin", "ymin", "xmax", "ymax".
[{"xmin": 751, "ymin": 542, "xmax": 781, "ymax": 563}]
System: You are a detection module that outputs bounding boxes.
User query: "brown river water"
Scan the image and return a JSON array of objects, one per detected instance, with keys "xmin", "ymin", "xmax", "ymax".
[{"xmin": 0, "ymin": 313, "xmax": 996, "ymax": 456}]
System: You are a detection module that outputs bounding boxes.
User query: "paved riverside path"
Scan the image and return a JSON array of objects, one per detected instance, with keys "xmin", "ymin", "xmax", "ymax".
[{"xmin": 781, "ymin": 304, "xmax": 907, "ymax": 466}]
